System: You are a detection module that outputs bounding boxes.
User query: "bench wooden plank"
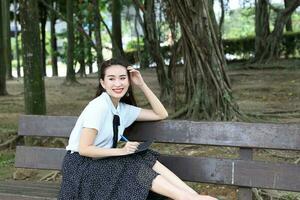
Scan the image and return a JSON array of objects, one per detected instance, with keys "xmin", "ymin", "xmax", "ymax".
[
  {"xmin": 0, "ymin": 181, "xmax": 60, "ymax": 199},
  {"xmin": 15, "ymin": 146, "xmax": 66, "ymax": 170},
  {"xmin": 130, "ymin": 121, "xmax": 300, "ymax": 150},
  {"xmin": 18, "ymin": 115, "xmax": 300, "ymax": 150},
  {"xmin": 15, "ymin": 146, "xmax": 300, "ymax": 192},
  {"xmin": 237, "ymin": 148, "xmax": 253, "ymax": 199},
  {"xmin": 18, "ymin": 115, "xmax": 77, "ymax": 138},
  {"xmin": 0, "ymin": 193, "xmax": 56, "ymax": 200}
]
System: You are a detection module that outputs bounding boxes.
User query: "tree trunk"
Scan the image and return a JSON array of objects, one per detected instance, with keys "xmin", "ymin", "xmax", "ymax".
[
  {"xmin": 112, "ymin": 0, "xmax": 124, "ymax": 57},
  {"xmin": 87, "ymin": 23, "xmax": 93, "ymax": 74},
  {"xmin": 66, "ymin": 0, "xmax": 76, "ymax": 83},
  {"xmin": 284, "ymin": 0, "xmax": 295, "ymax": 58},
  {"xmin": 164, "ymin": 5, "xmax": 180, "ymax": 109},
  {"xmin": 39, "ymin": 3, "xmax": 47, "ymax": 76},
  {"xmin": 208, "ymin": 0, "xmax": 219, "ymax": 38},
  {"xmin": 93, "ymin": 0, "xmax": 103, "ymax": 76},
  {"xmin": 255, "ymin": 0, "xmax": 300, "ymax": 63},
  {"xmin": 218, "ymin": 0, "xmax": 225, "ymax": 40},
  {"xmin": 143, "ymin": 0, "xmax": 173, "ymax": 102},
  {"xmin": 168, "ymin": 0, "xmax": 238, "ymax": 120},
  {"xmin": 284, "ymin": 0, "xmax": 293, "ymax": 31},
  {"xmin": 13, "ymin": 0, "xmax": 21, "ymax": 77},
  {"xmin": 0, "ymin": 1, "xmax": 8, "ymax": 95},
  {"xmin": 78, "ymin": 37, "xmax": 85, "ymax": 78},
  {"xmin": 134, "ymin": 4, "xmax": 142, "ymax": 65},
  {"xmin": 208, "ymin": 0, "xmax": 226, "ymax": 57},
  {"xmin": 254, "ymin": 0, "xmax": 270, "ymax": 61},
  {"xmin": 50, "ymin": 0, "xmax": 58, "ymax": 77},
  {"xmin": 77, "ymin": 5, "xmax": 86, "ymax": 78},
  {"xmin": 20, "ymin": 0, "xmax": 46, "ymax": 114},
  {"xmin": 133, "ymin": 2, "xmax": 150, "ymax": 69},
  {"xmin": 2, "ymin": 0, "xmax": 13, "ymax": 80}
]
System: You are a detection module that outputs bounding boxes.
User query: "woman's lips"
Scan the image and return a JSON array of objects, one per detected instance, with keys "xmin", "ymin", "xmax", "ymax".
[{"xmin": 112, "ymin": 88, "xmax": 124, "ymax": 94}]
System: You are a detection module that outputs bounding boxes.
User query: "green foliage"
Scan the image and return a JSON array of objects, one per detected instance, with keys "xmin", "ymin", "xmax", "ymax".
[
  {"xmin": 0, "ymin": 152, "xmax": 14, "ymax": 168},
  {"xmin": 56, "ymin": 31, "xmax": 68, "ymax": 63},
  {"xmin": 223, "ymin": 8, "xmax": 255, "ymax": 39},
  {"xmin": 279, "ymin": 193, "xmax": 300, "ymax": 200},
  {"xmin": 125, "ymin": 31, "xmax": 300, "ymax": 62},
  {"xmin": 223, "ymin": 32, "xmax": 300, "ymax": 59},
  {"xmin": 281, "ymin": 31, "xmax": 300, "ymax": 57},
  {"xmin": 223, "ymin": 6, "xmax": 300, "ymax": 39},
  {"xmin": 126, "ymin": 39, "xmax": 144, "ymax": 51},
  {"xmin": 292, "ymin": 11, "xmax": 300, "ymax": 31},
  {"xmin": 223, "ymin": 35, "xmax": 255, "ymax": 58}
]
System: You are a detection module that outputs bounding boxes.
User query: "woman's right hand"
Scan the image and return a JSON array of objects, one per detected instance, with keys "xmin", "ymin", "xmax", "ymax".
[{"xmin": 121, "ymin": 142, "xmax": 140, "ymax": 155}]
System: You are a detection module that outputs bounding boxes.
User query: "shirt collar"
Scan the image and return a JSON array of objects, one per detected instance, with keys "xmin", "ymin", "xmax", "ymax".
[{"xmin": 103, "ymin": 92, "xmax": 120, "ymax": 115}]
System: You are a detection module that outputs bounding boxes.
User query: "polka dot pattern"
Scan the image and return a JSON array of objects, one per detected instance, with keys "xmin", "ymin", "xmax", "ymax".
[{"xmin": 58, "ymin": 150, "xmax": 160, "ymax": 200}]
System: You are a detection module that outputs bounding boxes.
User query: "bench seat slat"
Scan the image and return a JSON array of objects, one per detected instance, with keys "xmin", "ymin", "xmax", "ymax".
[
  {"xmin": 15, "ymin": 146, "xmax": 300, "ymax": 192},
  {"xmin": 0, "ymin": 181, "xmax": 60, "ymax": 200},
  {"xmin": 18, "ymin": 115, "xmax": 300, "ymax": 150},
  {"xmin": 15, "ymin": 146, "xmax": 66, "ymax": 170}
]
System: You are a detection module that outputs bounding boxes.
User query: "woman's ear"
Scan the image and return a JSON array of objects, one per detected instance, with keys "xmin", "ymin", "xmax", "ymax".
[{"xmin": 100, "ymin": 79, "xmax": 105, "ymax": 90}]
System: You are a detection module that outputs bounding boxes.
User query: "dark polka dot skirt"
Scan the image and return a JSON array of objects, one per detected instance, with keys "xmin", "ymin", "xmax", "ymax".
[{"xmin": 58, "ymin": 150, "xmax": 160, "ymax": 200}]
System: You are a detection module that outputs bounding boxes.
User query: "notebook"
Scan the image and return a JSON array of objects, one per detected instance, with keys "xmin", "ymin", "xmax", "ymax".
[
  {"xmin": 134, "ymin": 140, "xmax": 153, "ymax": 153},
  {"xmin": 93, "ymin": 140, "xmax": 154, "ymax": 160}
]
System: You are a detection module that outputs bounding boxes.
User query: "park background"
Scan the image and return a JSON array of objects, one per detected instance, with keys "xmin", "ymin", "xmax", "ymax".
[{"xmin": 0, "ymin": 0, "xmax": 300, "ymax": 199}]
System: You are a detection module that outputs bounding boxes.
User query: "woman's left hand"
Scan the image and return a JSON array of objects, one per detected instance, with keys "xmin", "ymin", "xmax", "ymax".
[{"xmin": 127, "ymin": 66, "xmax": 145, "ymax": 88}]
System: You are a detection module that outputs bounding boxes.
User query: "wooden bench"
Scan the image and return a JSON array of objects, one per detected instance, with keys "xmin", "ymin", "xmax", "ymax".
[{"xmin": 2, "ymin": 115, "xmax": 300, "ymax": 199}]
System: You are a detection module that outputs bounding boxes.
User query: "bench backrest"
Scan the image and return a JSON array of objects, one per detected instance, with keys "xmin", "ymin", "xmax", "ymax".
[{"xmin": 15, "ymin": 115, "xmax": 300, "ymax": 195}]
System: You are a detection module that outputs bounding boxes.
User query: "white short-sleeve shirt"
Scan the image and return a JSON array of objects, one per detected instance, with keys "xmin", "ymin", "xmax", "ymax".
[{"xmin": 66, "ymin": 92, "xmax": 141, "ymax": 152}]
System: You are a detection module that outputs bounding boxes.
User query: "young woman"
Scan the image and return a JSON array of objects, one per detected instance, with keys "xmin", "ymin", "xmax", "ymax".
[{"xmin": 58, "ymin": 58, "xmax": 217, "ymax": 200}]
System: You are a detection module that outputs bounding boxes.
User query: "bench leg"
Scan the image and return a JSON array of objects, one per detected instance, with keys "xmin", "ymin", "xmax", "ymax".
[
  {"xmin": 238, "ymin": 148, "xmax": 253, "ymax": 200},
  {"xmin": 238, "ymin": 187, "xmax": 252, "ymax": 200}
]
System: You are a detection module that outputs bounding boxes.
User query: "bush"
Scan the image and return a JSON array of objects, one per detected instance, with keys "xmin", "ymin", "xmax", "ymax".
[
  {"xmin": 223, "ymin": 31, "xmax": 300, "ymax": 59},
  {"xmin": 125, "ymin": 32, "xmax": 300, "ymax": 62}
]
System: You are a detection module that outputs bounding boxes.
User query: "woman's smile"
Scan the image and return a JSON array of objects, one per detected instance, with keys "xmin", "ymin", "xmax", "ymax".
[{"xmin": 112, "ymin": 88, "xmax": 124, "ymax": 94}]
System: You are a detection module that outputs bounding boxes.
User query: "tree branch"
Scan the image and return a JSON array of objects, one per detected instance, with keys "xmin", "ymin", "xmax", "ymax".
[
  {"xmin": 132, "ymin": 0, "xmax": 145, "ymax": 13},
  {"xmin": 281, "ymin": 0, "xmax": 300, "ymax": 15},
  {"xmin": 38, "ymin": 0, "xmax": 97, "ymax": 50},
  {"xmin": 98, "ymin": 11, "xmax": 113, "ymax": 42},
  {"xmin": 267, "ymin": 0, "xmax": 300, "ymax": 14}
]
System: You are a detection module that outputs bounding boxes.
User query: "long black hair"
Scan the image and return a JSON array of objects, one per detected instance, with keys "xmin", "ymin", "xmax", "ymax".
[{"xmin": 95, "ymin": 58, "xmax": 137, "ymax": 106}]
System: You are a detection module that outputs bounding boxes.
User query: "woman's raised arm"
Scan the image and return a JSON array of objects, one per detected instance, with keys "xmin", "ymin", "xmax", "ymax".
[{"xmin": 127, "ymin": 66, "xmax": 168, "ymax": 121}]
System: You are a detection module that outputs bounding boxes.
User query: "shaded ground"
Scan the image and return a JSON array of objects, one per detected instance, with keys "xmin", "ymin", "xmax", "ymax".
[{"xmin": 0, "ymin": 60, "xmax": 300, "ymax": 199}]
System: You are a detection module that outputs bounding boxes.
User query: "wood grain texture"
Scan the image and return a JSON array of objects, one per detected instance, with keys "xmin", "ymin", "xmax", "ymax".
[
  {"xmin": 15, "ymin": 146, "xmax": 300, "ymax": 192},
  {"xmin": 18, "ymin": 115, "xmax": 300, "ymax": 150}
]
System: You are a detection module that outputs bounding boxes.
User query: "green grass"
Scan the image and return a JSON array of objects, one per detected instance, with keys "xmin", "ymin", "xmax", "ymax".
[{"xmin": 0, "ymin": 151, "xmax": 15, "ymax": 180}]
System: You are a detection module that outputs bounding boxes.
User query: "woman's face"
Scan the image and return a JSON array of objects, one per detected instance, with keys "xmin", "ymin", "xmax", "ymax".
[{"xmin": 100, "ymin": 65, "xmax": 130, "ymax": 103}]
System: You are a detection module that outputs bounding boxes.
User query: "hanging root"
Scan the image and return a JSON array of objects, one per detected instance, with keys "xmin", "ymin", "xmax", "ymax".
[
  {"xmin": 253, "ymin": 188, "xmax": 300, "ymax": 200},
  {"xmin": 252, "ymin": 188, "xmax": 263, "ymax": 200},
  {"xmin": 170, "ymin": 105, "xmax": 188, "ymax": 119},
  {"xmin": 0, "ymin": 135, "xmax": 19, "ymax": 150},
  {"xmin": 40, "ymin": 171, "xmax": 60, "ymax": 182}
]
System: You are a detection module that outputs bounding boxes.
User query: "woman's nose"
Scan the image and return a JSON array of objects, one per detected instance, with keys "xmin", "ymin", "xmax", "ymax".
[{"xmin": 114, "ymin": 80, "xmax": 122, "ymax": 86}]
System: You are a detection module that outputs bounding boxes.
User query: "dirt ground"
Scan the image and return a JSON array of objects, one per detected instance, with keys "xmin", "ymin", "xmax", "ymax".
[{"xmin": 0, "ymin": 60, "xmax": 300, "ymax": 199}]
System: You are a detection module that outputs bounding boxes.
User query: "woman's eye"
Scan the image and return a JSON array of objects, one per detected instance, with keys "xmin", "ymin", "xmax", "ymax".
[
  {"xmin": 109, "ymin": 78, "xmax": 114, "ymax": 81},
  {"xmin": 121, "ymin": 77, "xmax": 126, "ymax": 80}
]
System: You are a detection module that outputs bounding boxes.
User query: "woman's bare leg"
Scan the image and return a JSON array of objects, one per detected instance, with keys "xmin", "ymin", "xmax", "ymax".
[
  {"xmin": 152, "ymin": 161, "xmax": 218, "ymax": 200},
  {"xmin": 151, "ymin": 175, "xmax": 218, "ymax": 200},
  {"xmin": 152, "ymin": 160, "xmax": 197, "ymax": 194},
  {"xmin": 150, "ymin": 175, "xmax": 191, "ymax": 200}
]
